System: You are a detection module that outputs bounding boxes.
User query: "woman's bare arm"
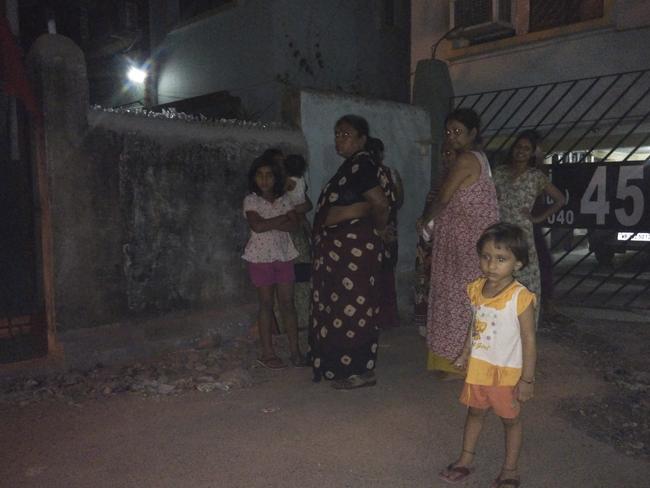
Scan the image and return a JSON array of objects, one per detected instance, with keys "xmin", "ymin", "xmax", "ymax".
[
  {"xmin": 423, "ymin": 152, "xmax": 480, "ymax": 222},
  {"xmin": 363, "ymin": 185, "xmax": 390, "ymax": 231},
  {"xmin": 392, "ymin": 168, "xmax": 405, "ymax": 210},
  {"xmin": 322, "ymin": 185, "xmax": 388, "ymax": 229},
  {"xmin": 293, "ymin": 194, "xmax": 313, "ymax": 215},
  {"xmin": 530, "ymin": 182, "xmax": 566, "ymax": 224}
]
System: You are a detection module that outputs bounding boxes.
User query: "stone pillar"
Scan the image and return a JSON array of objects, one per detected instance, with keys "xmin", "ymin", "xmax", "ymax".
[
  {"xmin": 412, "ymin": 59, "xmax": 454, "ymax": 189},
  {"xmin": 27, "ymin": 34, "xmax": 88, "ymax": 142},
  {"xmin": 26, "ymin": 34, "xmax": 89, "ymax": 352},
  {"xmin": 514, "ymin": 0, "xmax": 530, "ymax": 36}
]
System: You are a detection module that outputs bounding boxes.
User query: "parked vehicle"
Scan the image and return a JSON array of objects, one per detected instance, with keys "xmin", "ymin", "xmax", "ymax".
[{"xmin": 588, "ymin": 229, "xmax": 650, "ymax": 265}]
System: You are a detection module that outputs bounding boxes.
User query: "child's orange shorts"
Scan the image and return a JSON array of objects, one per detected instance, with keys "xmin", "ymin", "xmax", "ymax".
[{"xmin": 460, "ymin": 383, "xmax": 520, "ymax": 419}]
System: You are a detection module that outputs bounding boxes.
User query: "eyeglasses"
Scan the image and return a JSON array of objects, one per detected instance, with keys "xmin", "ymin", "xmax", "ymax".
[{"xmin": 445, "ymin": 128, "xmax": 464, "ymax": 137}]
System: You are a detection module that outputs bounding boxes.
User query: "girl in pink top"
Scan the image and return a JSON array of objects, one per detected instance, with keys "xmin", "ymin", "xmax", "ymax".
[{"xmin": 243, "ymin": 156, "xmax": 304, "ymax": 369}]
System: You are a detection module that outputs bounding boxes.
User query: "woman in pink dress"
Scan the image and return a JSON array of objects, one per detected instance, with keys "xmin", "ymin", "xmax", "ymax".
[{"xmin": 420, "ymin": 108, "xmax": 499, "ymax": 379}]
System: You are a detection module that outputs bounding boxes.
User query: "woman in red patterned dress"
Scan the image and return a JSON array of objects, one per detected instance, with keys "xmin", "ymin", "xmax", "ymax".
[{"xmin": 420, "ymin": 108, "xmax": 499, "ymax": 379}]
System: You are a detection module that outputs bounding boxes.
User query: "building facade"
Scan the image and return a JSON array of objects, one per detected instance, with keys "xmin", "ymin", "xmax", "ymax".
[
  {"xmin": 14, "ymin": 1, "xmax": 411, "ymax": 120},
  {"xmin": 411, "ymin": 1, "xmax": 650, "ymax": 305},
  {"xmin": 411, "ymin": 0, "xmax": 650, "ymax": 162},
  {"xmin": 412, "ymin": 0, "xmax": 650, "ymax": 97},
  {"xmin": 152, "ymin": 0, "xmax": 411, "ymax": 121}
]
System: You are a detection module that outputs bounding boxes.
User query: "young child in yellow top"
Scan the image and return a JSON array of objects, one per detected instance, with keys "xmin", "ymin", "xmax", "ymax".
[{"xmin": 438, "ymin": 222, "xmax": 536, "ymax": 488}]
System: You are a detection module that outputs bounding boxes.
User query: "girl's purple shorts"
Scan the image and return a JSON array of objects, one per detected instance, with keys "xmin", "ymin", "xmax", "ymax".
[{"xmin": 248, "ymin": 261, "xmax": 295, "ymax": 287}]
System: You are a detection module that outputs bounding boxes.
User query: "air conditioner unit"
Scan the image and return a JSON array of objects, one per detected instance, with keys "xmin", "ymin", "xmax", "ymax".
[{"xmin": 449, "ymin": 0, "xmax": 515, "ymax": 43}]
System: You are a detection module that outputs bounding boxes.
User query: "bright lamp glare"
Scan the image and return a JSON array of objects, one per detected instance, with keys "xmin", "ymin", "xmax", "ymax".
[{"xmin": 127, "ymin": 67, "xmax": 147, "ymax": 83}]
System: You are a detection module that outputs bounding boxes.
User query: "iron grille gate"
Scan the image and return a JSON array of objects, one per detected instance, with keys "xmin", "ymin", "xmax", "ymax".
[{"xmin": 452, "ymin": 69, "xmax": 650, "ymax": 310}]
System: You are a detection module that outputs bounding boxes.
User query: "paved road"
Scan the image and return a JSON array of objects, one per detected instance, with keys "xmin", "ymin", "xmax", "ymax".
[{"xmin": 1, "ymin": 326, "xmax": 648, "ymax": 487}]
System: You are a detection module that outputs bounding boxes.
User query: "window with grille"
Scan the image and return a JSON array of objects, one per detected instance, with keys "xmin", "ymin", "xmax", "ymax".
[
  {"xmin": 529, "ymin": 0, "xmax": 604, "ymax": 32},
  {"xmin": 453, "ymin": 0, "xmax": 512, "ymax": 28},
  {"xmin": 450, "ymin": 0, "xmax": 514, "ymax": 44}
]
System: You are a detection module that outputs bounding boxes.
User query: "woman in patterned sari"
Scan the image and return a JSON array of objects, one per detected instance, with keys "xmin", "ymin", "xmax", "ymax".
[
  {"xmin": 493, "ymin": 130, "xmax": 566, "ymax": 319},
  {"xmin": 309, "ymin": 115, "xmax": 390, "ymax": 389}
]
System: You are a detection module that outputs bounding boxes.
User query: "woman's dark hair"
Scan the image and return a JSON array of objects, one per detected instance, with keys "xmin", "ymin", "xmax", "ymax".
[
  {"xmin": 476, "ymin": 222, "xmax": 530, "ymax": 268},
  {"xmin": 284, "ymin": 154, "xmax": 307, "ymax": 177},
  {"xmin": 366, "ymin": 137, "xmax": 385, "ymax": 164},
  {"xmin": 261, "ymin": 147, "xmax": 284, "ymax": 163},
  {"xmin": 248, "ymin": 156, "xmax": 285, "ymax": 197},
  {"xmin": 507, "ymin": 130, "xmax": 540, "ymax": 167},
  {"xmin": 335, "ymin": 114, "xmax": 370, "ymax": 139},
  {"xmin": 446, "ymin": 108, "xmax": 482, "ymax": 144}
]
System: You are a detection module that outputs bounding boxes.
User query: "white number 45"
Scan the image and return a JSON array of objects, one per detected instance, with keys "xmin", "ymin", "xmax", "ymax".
[{"xmin": 580, "ymin": 165, "xmax": 645, "ymax": 226}]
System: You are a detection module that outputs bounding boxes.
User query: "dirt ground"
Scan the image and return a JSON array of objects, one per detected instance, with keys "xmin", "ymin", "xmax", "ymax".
[
  {"xmin": 1, "ymin": 307, "xmax": 649, "ymax": 487},
  {"xmin": 540, "ymin": 308, "xmax": 650, "ymax": 461}
]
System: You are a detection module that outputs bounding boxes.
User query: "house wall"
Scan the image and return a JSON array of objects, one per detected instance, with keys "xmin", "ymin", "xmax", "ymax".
[
  {"xmin": 411, "ymin": 0, "xmax": 650, "ymax": 97},
  {"xmin": 155, "ymin": 0, "xmax": 276, "ymax": 117},
  {"xmin": 155, "ymin": 0, "xmax": 410, "ymax": 121},
  {"xmin": 447, "ymin": 28, "xmax": 650, "ymax": 96},
  {"xmin": 298, "ymin": 90, "xmax": 431, "ymax": 314}
]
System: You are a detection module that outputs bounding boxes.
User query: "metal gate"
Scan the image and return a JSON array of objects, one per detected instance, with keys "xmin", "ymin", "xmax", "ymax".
[{"xmin": 452, "ymin": 69, "xmax": 650, "ymax": 310}]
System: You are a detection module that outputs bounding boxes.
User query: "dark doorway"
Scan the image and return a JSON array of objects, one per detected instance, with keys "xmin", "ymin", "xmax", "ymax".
[{"xmin": 0, "ymin": 99, "xmax": 47, "ymax": 363}]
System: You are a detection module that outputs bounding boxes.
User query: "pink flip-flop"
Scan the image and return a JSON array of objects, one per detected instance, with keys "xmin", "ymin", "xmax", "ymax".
[{"xmin": 256, "ymin": 357, "xmax": 287, "ymax": 370}]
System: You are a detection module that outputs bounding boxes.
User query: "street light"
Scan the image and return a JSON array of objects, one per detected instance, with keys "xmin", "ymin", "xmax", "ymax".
[{"xmin": 127, "ymin": 66, "xmax": 147, "ymax": 84}]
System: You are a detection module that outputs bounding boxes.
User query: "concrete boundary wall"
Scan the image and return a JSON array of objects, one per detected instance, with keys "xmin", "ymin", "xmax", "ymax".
[
  {"xmin": 80, "ymin": 110, "xmax": 306, "ymax": 326},
  {"xmin": 25, "ymin": 34, "xmax": 307, "ymax": 368},
  {"xmin": 63, "ymin": 111, "xmax": 304, "ymax": 364}
]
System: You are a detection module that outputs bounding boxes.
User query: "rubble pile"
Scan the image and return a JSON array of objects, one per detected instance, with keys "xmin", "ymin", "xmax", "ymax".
[{"xmin": 0, "ymin": 333, "xmax": 263, "ymax": 406}]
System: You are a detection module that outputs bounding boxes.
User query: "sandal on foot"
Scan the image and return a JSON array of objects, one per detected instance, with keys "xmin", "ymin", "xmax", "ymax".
[
  {"xmin": 438, "ymin": 463, "xmax": 474, "ymax": 484},
  {"xmin": 331, "ymin": 373, "xmax": 376, "ymax": 390},
  {"xmin": 490, "ymin": 470, "xmax": 520, "ymax": 488},
  {"xmin": 256, "ymin": 356, "xmax": 287, "ymax": 370}
]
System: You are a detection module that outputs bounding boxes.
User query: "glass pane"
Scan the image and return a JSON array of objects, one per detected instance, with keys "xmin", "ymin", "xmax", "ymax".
[{"xmin": 530, "ymin": 0, "xmax": 603, "ymax": 32}]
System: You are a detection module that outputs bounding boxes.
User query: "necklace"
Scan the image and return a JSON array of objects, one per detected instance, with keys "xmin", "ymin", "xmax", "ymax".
[{"xmin": 482, "ymin": 278, "xmax": 514, "ymax": 299}]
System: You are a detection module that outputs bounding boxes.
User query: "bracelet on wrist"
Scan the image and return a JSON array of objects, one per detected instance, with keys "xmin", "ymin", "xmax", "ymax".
[{"xmin": 520, "ymin": 377, "xmax": 535, "ymax": 384}]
